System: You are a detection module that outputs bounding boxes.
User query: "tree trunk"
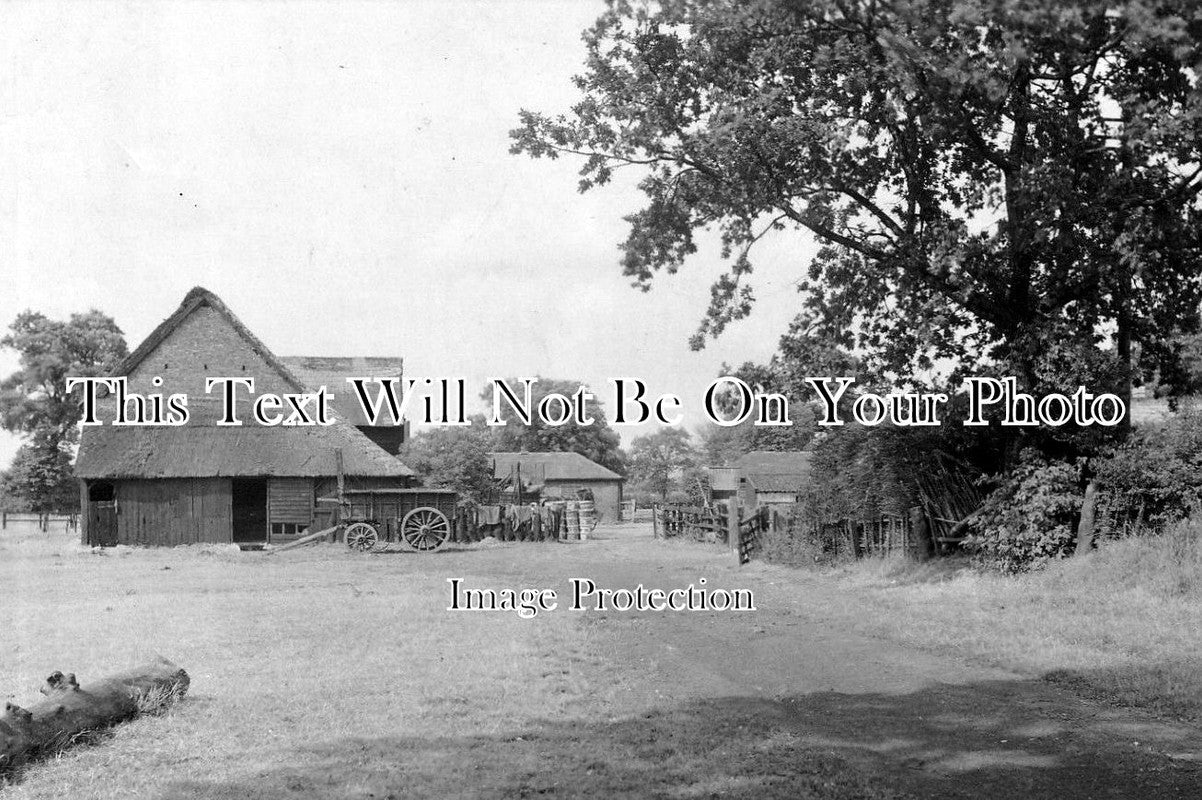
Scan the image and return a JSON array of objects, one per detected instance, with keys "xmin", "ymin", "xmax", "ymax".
[{"xmin": 0, "ymin": 657, "xmax": 189, "ymax": 773}]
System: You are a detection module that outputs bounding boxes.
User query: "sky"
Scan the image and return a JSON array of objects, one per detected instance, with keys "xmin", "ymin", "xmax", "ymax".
[{"xmin": 0, "ymin": 0, "xmax": 816, "ymax": 468}]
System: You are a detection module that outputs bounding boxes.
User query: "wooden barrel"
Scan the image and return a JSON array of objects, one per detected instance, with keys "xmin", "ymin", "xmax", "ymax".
[
  {"xmin": 578, "ymin": 500, "xmax": 596, "ymax": 539},
  {"xmin": 564, "ymin": 501, "xmax": 580, "ymax": 540}
]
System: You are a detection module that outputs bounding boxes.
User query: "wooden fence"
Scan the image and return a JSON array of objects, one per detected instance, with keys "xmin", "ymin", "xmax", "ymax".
[
  {"xmin": 652, "ymin": 502, "xmax": 770, "ymax": 566},
  {"xmin": 652, "ymin": 504, "xmax": 729, "ymax": 542},
  {"xmin": 735, "ymin": 506, "xmax": 770, "ymax": 565},
  {"xmin": 786, "ymin": 513, "xmax": 916, "ymax": 559},
  {"xmin": 654, "ymin": 502, "xmax": 923, "ymax": 566},
  {"xmin": 1, "ymin": 512, "xmax": 79, "ymax": 532}
]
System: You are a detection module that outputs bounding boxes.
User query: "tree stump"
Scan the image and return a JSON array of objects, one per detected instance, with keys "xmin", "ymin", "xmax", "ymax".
[{"xmin": 0, "ymin": 657, "xmax": 189, "ymax": 773}]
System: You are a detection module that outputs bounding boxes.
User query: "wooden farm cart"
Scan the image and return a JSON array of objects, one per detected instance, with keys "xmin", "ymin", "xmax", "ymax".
[{"xmin": 321, "ymin": 488, "xmax": 458, "ymax": 553}]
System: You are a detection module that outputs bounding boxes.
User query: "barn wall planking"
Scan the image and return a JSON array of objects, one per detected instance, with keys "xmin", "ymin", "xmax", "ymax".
[
  {"xmin": 115, "ymin": 478, "xmax": 232, "ymax": 545},
  {"xmin": 268, "ymin": 478, "xmax": 313, "ymax": 525}
]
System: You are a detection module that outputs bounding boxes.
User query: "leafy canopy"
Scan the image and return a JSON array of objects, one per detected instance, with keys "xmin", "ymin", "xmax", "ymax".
[
  {"xmin": 0, "ymin": 309, "xmax": 126, "ymax": 513},
  {"xmin": 513, "ymin": 0, "xmax": 1202, "ymax": 390},
  {"xmin": 627, "ymin": 427, "xmax": 698, "ymax": 499},
  {"xmin": 1, "ymin": 310, "xmax": 127, "ymax": 443},
  {"xmin": 486, "ymin": 377, "xmax": 627, "ymax": 475},
  {"xmin": 399, "ymin": 417, "xmax": 496, "ymax": 502}
]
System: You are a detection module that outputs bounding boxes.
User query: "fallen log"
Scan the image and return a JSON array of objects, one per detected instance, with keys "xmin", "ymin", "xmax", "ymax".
[{"xmin": 0, "ymin": 656, "xmax": 189, "ymax": 773}]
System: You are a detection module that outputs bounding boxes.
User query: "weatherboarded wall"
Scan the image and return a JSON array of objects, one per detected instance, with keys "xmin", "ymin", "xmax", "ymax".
[
  {"xmin": 268, "ymin": 478, "xmax": 313, "ymax": 524},
  {"xmin": 113, "ymin": 478, "xmax": 232, "ymax": 546}
]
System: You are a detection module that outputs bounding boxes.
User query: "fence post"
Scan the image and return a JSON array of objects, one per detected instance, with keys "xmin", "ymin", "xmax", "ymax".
[
  {"xmin": 727, "ymin": 501, "xmax": 741, "ymax": 566},
  {"xmin": 910, "ymin": 506, "xmax": 934, "ymax": 560}
]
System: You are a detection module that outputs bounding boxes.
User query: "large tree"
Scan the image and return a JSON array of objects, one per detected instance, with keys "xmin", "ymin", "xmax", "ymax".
[
  {"xmin": 513, "ymin": 0, "xmax": 1202, "ymax": 407},
  {"xmin": 0, "ymin": 309, "xmax": 127, "ymax": 512},
  {"xmin": 0, "ymin": 433, "xmax": 77, "ymax": 516},
  {"xmin": 628, "ymin": 427, "xmax": 698, "ymax": 499},
  {"xmin": 1, "ymin": 310, "xmax": 127, "ymax": 444}
]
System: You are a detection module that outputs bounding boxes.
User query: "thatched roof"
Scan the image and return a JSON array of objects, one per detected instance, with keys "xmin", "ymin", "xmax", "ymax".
[
  {"xmin": 75, "ymin": 417, "xmax": 414, "ymax": 479},
  {"xmin": 110, "ymin": 286, "xmax": 308, "ymax": 394},
  {"xmin": 280, "ymin": 356, "xmax": 405, "ymax": 426},
  {"xmin": 76, "ymin": 287, "xmax": 414, "ymax": 480},
  {"xmin": 490, "ymin": 451, "xmax": 622, "ymax": 482},
  {"xmin": 734, "ymin": 450, "xmax": 812, "ymax": 493}
]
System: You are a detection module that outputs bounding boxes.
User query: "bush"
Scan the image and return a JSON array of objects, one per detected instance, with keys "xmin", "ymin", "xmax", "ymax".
[
  {"xmin": 963, "ymin": 450, "xmax": 1082, "ymax": 573},
  {"xmin": 760, "ymin": 513, "xmax": 860, "ymax": 567},
  {"xmin": 1093, "ymin": 407, "xmax": 1202, "ymax": 535}
]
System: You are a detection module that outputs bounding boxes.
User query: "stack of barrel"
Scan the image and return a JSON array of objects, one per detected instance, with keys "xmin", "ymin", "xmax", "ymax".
[
  {"xmin": 577, "ymin": 499, "xmax": 596, "ymax": 538},
  {"xmin": 562, "ymin": 501, "xmax": 581, "ymax": 540}
]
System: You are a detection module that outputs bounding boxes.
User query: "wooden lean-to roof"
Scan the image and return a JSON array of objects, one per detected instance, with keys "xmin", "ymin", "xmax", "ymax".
[
  {"xmin": 733, "ymin": 450, "xmax": 813, "ymax": 493},
  {"xmin": 75, "ymin": 287, "xmax": 414, "ymax": 480}
]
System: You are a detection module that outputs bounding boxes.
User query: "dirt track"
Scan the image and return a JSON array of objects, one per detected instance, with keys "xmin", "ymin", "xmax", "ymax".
[{"xmin": 467, "ymin": 524, "xmax": 1202, "ymax": 799}]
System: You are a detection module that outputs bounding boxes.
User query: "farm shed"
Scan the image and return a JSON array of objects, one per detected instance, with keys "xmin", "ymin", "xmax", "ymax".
[
  {"xmin": 490, "ymin": 451, "xmax": 624, "ymax": 523},
  {"xmin": 728, "ymin": 450, "xmax": 813, "ymax": 509},
  {"xmin": 75, "ymin": 287, "xmax": 415, "ymax": 548}
]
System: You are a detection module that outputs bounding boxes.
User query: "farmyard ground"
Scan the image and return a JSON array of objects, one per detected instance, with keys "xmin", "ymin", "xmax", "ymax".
[{"xmin": 2, "ymin": 521, "xmax": 1199, "ymax": 799}]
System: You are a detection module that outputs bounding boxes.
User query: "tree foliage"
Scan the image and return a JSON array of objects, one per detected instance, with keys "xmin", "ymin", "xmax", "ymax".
[
  {"xmin": 513, "ymin": 0, "xmax": 1202, "ymax": 398},
  {"xmin": 487, "ymin": 377, "xmax": 627, "ymax": 475},
  {"xmin": 0, "ymin": 433, "xmax": 78, "ymax": 514},
  {"xmin": 1, "ymin": 310, "xmax": 127, "ymax": 443},
  {"xmin": 1093, "ymin": 406, "xmax": 1202, "ymax": 531},
  {"xmin": 0, "ymin": 309, "xmax": 126, "ymax": 513},
  {"xmin": 399, "ymin": 417, "xmax": 496, "ymax": 502},
  {"xmin": 627, "ymin": 427, "xmax": 698, "ymax": 499},
  {"xmin": 700, "ymin": 359, "xmax": 819, "ymax": 465}
]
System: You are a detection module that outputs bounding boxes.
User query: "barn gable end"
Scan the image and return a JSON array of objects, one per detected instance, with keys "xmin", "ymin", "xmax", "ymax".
[{"xmin": 76, "ymin": 287, "xmax": 414, "ymax": 548}]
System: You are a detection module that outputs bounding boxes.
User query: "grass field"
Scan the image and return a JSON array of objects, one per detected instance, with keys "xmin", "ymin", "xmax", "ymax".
[
  {"xmin": 0, "ymin": 523, "xmax": 905, "ymax": 800},
  {"xmin": 2, "ymin": 520, "xmax": 1200, "ymax": 799},
  {"xmin": 818, "ymin": 520, "xmax": 1202, "ymax": 721}
]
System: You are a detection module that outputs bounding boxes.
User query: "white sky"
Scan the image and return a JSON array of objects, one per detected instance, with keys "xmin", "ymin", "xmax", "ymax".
[{"xmin": 0, "ymin": 0, "xmax": 815, "ymax": 468}]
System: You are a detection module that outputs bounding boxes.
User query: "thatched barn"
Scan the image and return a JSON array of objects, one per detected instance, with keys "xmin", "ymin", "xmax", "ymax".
[{"xmin": 75, "ymin": 287, "xmax": 415, "ymax": 548}]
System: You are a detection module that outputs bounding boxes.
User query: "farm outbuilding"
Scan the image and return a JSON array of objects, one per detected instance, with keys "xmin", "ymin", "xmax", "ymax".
[
  {"xmin": 710, "ymin": 450, "xmax": 813, "ymax": 509},
  {"xmin": 490, "ymin": 451, "xmax": 624, "ymax": 523},
  {"xmin": 75, "ymin": 287, "xmax": 415, "ymax": 548}
]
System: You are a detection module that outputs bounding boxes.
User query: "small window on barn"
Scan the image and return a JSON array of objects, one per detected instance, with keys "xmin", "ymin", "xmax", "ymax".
[{"xmin": 88, "ymin": 482, "xmax": 115, "ymax": 503}]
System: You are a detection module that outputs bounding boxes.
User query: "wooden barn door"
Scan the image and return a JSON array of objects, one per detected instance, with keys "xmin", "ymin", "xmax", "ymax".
[
  {"xmin": 87, "ymin": 481, "xmax": 118, "ymax": 547},
  {"xmin": 231, "ymin": 478, "xmax": 268, "ymax": 546}
]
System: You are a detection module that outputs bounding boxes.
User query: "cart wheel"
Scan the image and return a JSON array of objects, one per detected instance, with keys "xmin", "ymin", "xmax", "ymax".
[
  {"xmin": 400, "ymin": 507, "xmax": 451, "ymax": 552},
  {"xmin": 345, "ymin": 522, "xmax": 379, "ymax": 552}
]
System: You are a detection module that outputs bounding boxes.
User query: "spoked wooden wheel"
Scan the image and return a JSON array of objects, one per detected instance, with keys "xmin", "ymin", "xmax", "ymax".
[
  {"xmin": 400, "ymin": 507, "xmax": 451, "ymax": 552},
  {"xmin": 344, "ymin": 522, "xmax": 379, "ymax": 552}
]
